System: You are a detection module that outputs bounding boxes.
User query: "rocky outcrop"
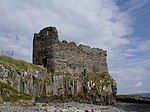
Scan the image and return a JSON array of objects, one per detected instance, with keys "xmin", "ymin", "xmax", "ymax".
[
  {"xmin": 0, "ymin": 62, "xmax": 47, "ymax": 97},
  {"xmin": 116, "ymin": 95, "xmax": 150, "ymax": 104},
  {"xmin": 0, "ymin": 56, "xmax": 116, "ymax": 105}
]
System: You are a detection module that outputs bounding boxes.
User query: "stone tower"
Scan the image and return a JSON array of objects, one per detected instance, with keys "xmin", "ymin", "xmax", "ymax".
[
  {"xmin": 33, "ymin": 26, "xmax": 58, "ymax": 73},
  {"xmin": 33, "ymin": 26, "xmax": 108, "ymax": 75}
]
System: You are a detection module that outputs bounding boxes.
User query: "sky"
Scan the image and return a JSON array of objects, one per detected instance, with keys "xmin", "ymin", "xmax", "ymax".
[{"xmin": 0, "ymin": 0, "xmax": 150, "ymax": 94}]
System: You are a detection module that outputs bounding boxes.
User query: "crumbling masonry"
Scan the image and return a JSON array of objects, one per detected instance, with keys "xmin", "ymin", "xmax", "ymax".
[{"xmin": 33, "ymin": 27, "xmax": 108, "ymax": 75}]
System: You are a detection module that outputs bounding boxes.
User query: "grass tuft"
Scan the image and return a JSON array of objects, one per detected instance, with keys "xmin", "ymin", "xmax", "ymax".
[{"xmin": 0, "ymin": 82, "xmax": 31, "ymax": 102}]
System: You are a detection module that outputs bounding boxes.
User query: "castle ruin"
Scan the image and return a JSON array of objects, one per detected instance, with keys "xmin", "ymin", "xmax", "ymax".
[
  {"xmin": 33, "ymin": 27, "xmax": 108, "ymax": 75},
  {"xmin": 32, "ymin": 26, "xmax": 117, "ymax": 105},
  {"xmin": 0, "ymin": 26, "xmax": 117, "ymax": 105}
]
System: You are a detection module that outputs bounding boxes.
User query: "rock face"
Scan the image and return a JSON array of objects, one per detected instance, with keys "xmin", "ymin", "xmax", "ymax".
[
  {"xmin": 0, "ymin": 62, "xmax": 47, "ymax": 96},
  {"xmin": 0, "ymin": 61, "xmax": 116, "ymax": 105}
]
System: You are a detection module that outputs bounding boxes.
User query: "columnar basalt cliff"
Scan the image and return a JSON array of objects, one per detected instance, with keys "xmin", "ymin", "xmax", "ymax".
[{"xmin": 0, "ymin": 56, "xmax": 47, "ymax": 102}]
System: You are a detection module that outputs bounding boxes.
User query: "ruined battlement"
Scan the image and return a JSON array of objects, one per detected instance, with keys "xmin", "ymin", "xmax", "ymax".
[
  {"xmin": 33, "ymin": 26, "xmax": 108, "ymax": 75},
  {"xmin": 34, "ymin": 26, "xmax": 58, "ymax": 39},
  {"xmin": 61, "ymin": 41, "xmax": 107, "ymax": 56}
]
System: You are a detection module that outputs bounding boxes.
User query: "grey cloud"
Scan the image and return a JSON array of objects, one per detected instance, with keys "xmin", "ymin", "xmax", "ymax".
[{"xmin": 0, "ymin": 0, "xmax": 133, "ymax": 52}]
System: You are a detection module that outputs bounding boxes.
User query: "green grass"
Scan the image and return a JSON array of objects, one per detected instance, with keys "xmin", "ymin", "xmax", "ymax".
[
  {"xmin": 0, "ymin": 94, "xmax": 31, "ymax": 102},
  {"xmin": 84, "ymin": 72, "xmax": 112, "ymax": 87},
  {"xmin": 0, "ymin": 81, "xmax": 18, "ymax": 93},
  {"xmin": 0, "ymin": 55, "xmax": 37, "ymax": 71},
  {"xmin": 0, "ymin": 82, "xmax": 31, "ymax": 102},
  {"xmin": 81, "ymin": 72, "xmax": 113, "ymax": 96},
  {"xmin": 0, "ymin": 56, "xmax": 34, "ymax": 102}
]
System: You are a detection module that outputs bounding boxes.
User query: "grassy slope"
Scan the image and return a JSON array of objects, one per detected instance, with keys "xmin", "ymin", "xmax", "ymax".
[
  {"xmin": 0, "ymin": 56, "xmax": 35, "ymax": 102},
  {"xmin": 0, "ymin": 55, "xmax": 37, "ymax": 71},
  {"xmin": 0, "ymin": 82, "xmax": 31, "ymax": 102}
]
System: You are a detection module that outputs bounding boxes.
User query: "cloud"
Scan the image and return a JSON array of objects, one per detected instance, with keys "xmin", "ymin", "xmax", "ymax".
[
  {"xmin": 137, "ymin": 40, "xmax": 150, "ymax": 52},
  {"xmin": 0, "ymin": 0, "xmax": 133, "ymax": 62},
  {"xmin": 109, "ymin": 42, "xmax": 150, "ymax": 94},
  {"xmin": 133, "ymin": 82, "xmax": 143, "ymax": 93},
  {"xmin": 119, "ymin": 0, "xmax": 149, "ymax": 13},
  {"xmin": 134, "ymin": 82, "xmax": 142, "ymax": 88}
]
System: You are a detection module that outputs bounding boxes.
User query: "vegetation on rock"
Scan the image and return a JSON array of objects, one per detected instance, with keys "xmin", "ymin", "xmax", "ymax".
[
  {"xmin": 0, "ymin": 55, "xmax": 116, "ymax": 105},
  {"xmin": 0, "ymin": 82, "xmax": 31, "ymax": 102},
  {"xmin": 0, "ymin": 56, "xmax": 37, "ymax": 71}
]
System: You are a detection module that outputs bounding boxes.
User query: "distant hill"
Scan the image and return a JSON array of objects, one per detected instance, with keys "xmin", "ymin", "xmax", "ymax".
[
  {"xmin": 140, "ymin": 93, "xmax": 150, "ymax": 98},
  {"xmin": 116, "ymin": 94, "xmax": 150, "ymax": 104}
]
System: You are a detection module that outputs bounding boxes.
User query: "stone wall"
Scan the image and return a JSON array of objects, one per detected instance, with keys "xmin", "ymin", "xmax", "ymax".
[
  {"xmin": 53, "ymin": 41, "xmax": 108, "ymax": 75},
  {"xmin": 33, "ymin": 26, "xmax": 108, "ymax": 75}
]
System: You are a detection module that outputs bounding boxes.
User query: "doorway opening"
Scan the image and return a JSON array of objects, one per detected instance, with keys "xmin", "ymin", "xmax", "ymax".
[{"xmin": 42, "ymin": 57, "xmax": 47, "ymax": 68}]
